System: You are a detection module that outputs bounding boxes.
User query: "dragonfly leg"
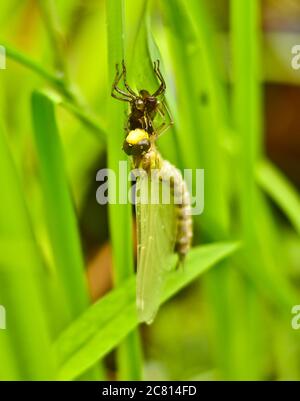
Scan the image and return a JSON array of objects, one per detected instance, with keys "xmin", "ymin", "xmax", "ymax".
[
  {"xmin": 111, "ymin": 63, "xmax": 135, "ymax": 101},
  {"xmin": 152, "ymin": 60, "xmax": 166, "ymax": 97},
  {"xmin": 155, "ymin": 101, "xmax": 174, "ymax": 136},
  {"xmin": 122, "ymin": 60, "xmax": 138, "ymax": 97}
]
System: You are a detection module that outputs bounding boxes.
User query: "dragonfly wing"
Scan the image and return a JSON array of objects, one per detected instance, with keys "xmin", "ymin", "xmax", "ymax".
[{"xmin": 136, "ymin": 171, "xmax": 177, "ymax": 324}]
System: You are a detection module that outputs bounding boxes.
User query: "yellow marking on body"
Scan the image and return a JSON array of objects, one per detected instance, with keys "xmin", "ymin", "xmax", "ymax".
[{"xmin": 126, "ymin": 129, "xmax": 149, "ymax": 145}]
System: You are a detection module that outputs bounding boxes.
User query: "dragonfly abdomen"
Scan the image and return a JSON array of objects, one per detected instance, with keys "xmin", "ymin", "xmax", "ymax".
[
  {"xmin": 159, "ymin": 160, "xmax": 193, "ymax": 262},
  {"xmin": 174, "ymin": 181, "xmax": 193, "ymax": 262}
]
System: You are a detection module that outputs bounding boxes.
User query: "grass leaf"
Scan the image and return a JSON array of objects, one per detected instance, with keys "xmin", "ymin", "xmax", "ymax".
[
  {"xmin": 257, "ymin": 159, "xmax": 300, "ymax": 235},
  {"xmin": 105, "ymin": 0, "xmax": 142, "ymax": 380},
  {"xmin": 56, "ymin": 241, "xmax": 239, "ymax": 380},
  {"xmin": 0, "ymin": 122, "xmax": 56, "ymax": 380},
  {"xmin": 32, "ymin": 91, "xmax": 90, "ymax": 318}
]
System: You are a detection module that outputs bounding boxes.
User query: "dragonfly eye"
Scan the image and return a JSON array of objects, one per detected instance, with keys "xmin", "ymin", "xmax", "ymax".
[
  {"xmin": 123, "ymin": 138, "xmax": 150, "ymax": 156},
  {"xmin": 137, "ymin": 138, "xmax": 151, "ymax": 154},
  {"xmin": 123, "ymin": 129, "xmax": 150, "ymax": 156}
]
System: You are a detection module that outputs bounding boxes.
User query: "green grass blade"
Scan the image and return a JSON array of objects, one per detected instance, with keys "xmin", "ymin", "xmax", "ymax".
[
  {"xmin": 257, "ymin": 159, "xmax": 300, "ymax": 235},
  {"xmin": 230, "ymin": 2, "xmax": 266, "ymax": 379},
  {"xmin": 231, "ymin": 1, "xmax": 297, "ymax": 310},
  {"xmin": 231, "ymin": 0, "xmax": 298, "ymax": 378},
  {"xmin": 4, "ymin": 46, "xmax": 107, "ymax": 141},
  {"xmin": 0, "ymin": 122, "xmax": 56, "ymax": 380},
  {"xmin": 32, "ymin": 91, "xmax": 90, "ymax": 317},
  {"xmin": 106, "ymin": 0, "xmax": 142, "ymax": 381},
  {"xmin": 3, "ymin": 43, "xmax": 66, "ymax": 91},
  {"xmin": 31, "ymin": 91, "xmax": 103, "ymax": 380},
  {"xmin": 231, "ymin": 0, "xmax": 263, "ymax": 240},
  {"xmin": 161, "ymin": 0, "xmax": 241, "ymax": 380},
  {"xmin": 39, "ymin": 89, "xmax": 106, "ymax": 142},
  {"xmin": 56, "ymin": 242, "xmax": 239, "ymax": 380}
]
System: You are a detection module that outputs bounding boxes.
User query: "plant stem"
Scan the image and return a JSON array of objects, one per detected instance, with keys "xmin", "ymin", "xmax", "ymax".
[{"xmin": 105, "ymin": 0, "xmax": 142, "ymax": 381}]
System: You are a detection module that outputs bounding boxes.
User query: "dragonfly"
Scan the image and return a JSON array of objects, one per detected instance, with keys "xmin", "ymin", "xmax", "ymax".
[{"xmin": 112, "ymin": 60, "xmax": 193, "ymax": 324}]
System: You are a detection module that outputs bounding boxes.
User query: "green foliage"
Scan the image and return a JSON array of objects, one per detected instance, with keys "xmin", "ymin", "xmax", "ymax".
[
  {"xmin": 56, "ymin": 242, "xmax": 239, "ymax": 380},
  {"xmin": 0, "ymin": 0, "xmax": 299, "ymax": 381}
]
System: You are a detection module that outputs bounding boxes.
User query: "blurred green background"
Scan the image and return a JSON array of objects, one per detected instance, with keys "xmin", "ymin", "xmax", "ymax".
[{"xmin": 0, "ymin": 0, "xmax": 300, "ymax": 381}]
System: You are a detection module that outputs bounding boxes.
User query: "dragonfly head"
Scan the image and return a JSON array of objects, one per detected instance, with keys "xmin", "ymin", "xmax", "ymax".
[
  {"xmin": 123, "ymin": 129, "xmax": 151, "ymax": 156},
  {"xmin": 139, "ymin": 90, "xmax": 158, "ymax": 112}
]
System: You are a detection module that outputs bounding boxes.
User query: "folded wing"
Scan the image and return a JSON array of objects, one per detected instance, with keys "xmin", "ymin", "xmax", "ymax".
[{"xmin": 136, "ymin": 170, "xmax": 177, "ymax": 324}]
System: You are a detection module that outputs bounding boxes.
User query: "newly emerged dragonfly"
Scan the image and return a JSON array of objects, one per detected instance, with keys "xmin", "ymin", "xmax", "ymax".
[{"xmin": 112, "ymin": 60, "xmax": 193, "ymax": 323}]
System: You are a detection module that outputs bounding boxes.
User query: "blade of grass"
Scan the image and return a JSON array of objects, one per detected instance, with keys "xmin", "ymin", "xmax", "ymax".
[
  {"xmin": 0, "ymin": 122, "xmax": 56, "ymax": 380},
  {"xmin": 31, "ymin": 92, "xmax": 102, "ymax": 380},
  {"xmin": 3, "ymin": 44, "xmax": 106, "ymax": 142},
  {"xmin": 3, "ymin": 43, "xmax": 67, "ymax": 93},
  {"xmin": 32, "ymin": 91, "xmax": 89, "ymax": 317},
  {"xmin": 159, "ymin": 0, "xmax": 242, "ymax": 379},
  {"xmin": 231, "ymin": 0, "xmax": 264, "ymax": 379},
  {"xmin": 128, "ymin": 0, "xmax": 180, "ymax": 167},
  {"xmin": 56, "ymin": 242, "xmax": 240, "ymax": 380},
  {"xmin": 39, "ymin": 89, "xmax": 106, "ymax": 141},
  {"xmin": 231, "ymin": 0, "xmax": 298, "ymax": 378},
  {"xmin": 176, "ymin": 1, "xmax": 238, "ymax": 377},
  {"xmin": 158, "ymin": 0, "xmax": 204, "ymax": 175},
  {"xmin": 257, "ymin": 159, "xmax": 300, "ymax": 235},
  {"xmin": 106, "ymin": 0, "xmax": 142, "ymax": 381},
  {"xmin": 231, "ymin": 0, "xmax": 297, "ymax": 308}
]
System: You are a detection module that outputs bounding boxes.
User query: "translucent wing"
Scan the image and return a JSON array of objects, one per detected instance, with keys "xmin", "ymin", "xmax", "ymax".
[{"xmin": 135, "ymin": 168, "xmax": 177, "ymax": 324}]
